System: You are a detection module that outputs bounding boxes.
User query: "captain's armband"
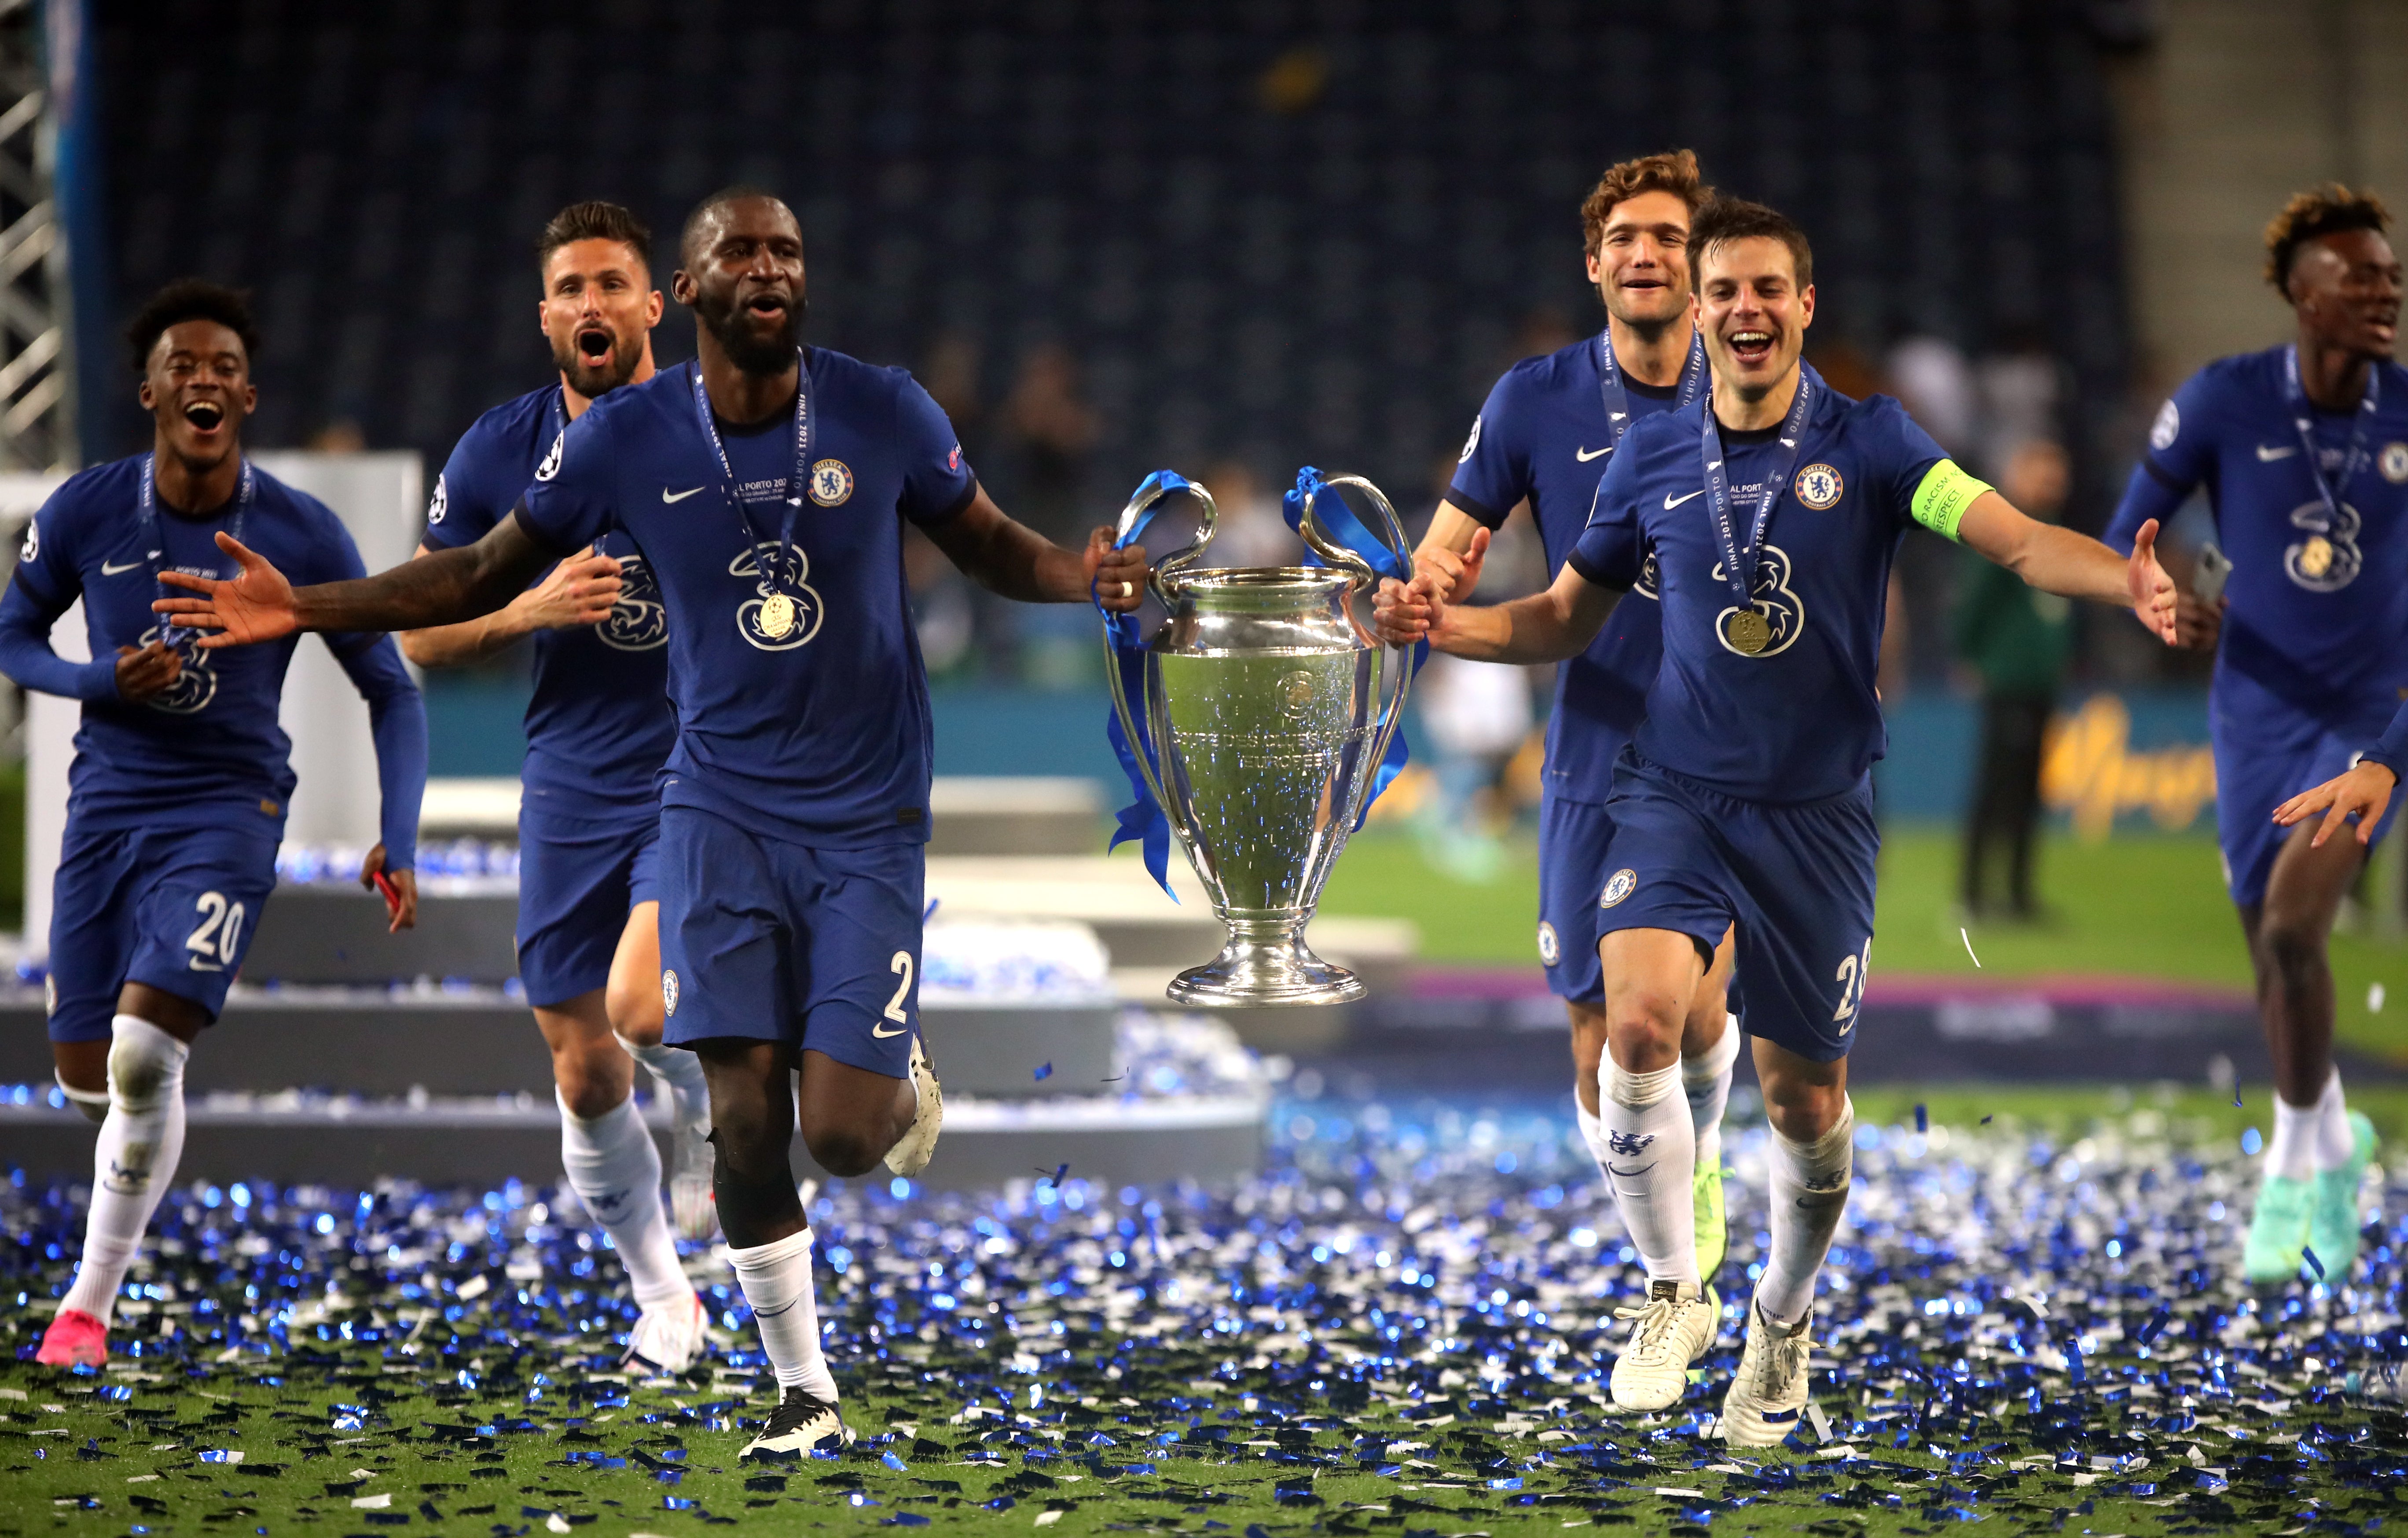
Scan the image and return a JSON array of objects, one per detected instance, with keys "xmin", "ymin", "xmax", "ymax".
[{"xmin": 1908, "ymin": 460, "xmax": 1992, "ymax": 543}]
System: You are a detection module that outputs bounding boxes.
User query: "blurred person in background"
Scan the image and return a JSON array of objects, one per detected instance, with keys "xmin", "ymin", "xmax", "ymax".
[
  {"xmin": 1954, "ymin": 439, "xmax": 2075, "ymax": 922},
  {"xmin": 2107, "ymin": 185, "xmax": 2406, "ymax": 1286},
  {"xmin": 1195, "ymin": 459, "xmax": 1295, "ymax": 568},
  {"xmin": 999, "ymin": 343, "xmax": 1100, "ymax": 685}
]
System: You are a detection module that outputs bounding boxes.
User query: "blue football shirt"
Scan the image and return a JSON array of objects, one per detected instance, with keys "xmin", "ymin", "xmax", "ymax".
[
  {"xmin": 2107, "ymin": 348, "xmax": 2408, "ymax": 713},
  {"xmin": 519, "ymin": 349, "xmax": 977, "ymax": 847},
  {"xmin": 425, "ymin": 384, "xmax": 674, "ymax": 815},
  {"xmin": 1570, "ymin": 385, "xmax": 1948, "ymax": 803},
  {"xmin": 1448, "ymin": 334, "xmax": 1699, "ymax": 802},
  {"xmin": 0, "ymin": 455, "xmax": 426, "ymax": 864}
]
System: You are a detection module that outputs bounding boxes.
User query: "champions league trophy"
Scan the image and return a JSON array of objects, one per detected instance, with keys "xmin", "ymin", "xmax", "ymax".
[{"xmin": 1101, "ymin": 471, "xmax": 1413, "ymax": 1007}]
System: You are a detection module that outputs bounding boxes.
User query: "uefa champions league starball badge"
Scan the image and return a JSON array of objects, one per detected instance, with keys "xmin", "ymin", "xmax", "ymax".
[{"xmin": 759, "ymin": 592, "xmax": 797, "ymax": 639}]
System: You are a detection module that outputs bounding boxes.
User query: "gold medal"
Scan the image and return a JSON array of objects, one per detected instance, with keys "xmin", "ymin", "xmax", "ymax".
[
  {"xmin": 759, "ymin": 593, "xmax": 797, "ymax": 639},
  {"xmin": 1724, "ymin": 609, "xmax": 1771, "ymax": 655},
  {"xmin": 2300, "ymin": 535, "xmax": 2334, "ymax": 580}
]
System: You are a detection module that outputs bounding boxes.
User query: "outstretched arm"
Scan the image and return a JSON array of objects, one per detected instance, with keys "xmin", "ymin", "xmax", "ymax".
[
  {"xmin": 397, "ymin": 542, "xmax": 620, "ymax": 668},
  {"xmin": 154, "ymin": 509, "xmax": 573, "ymax": 647},
  {"xmin": 1957, "ymin": 493, "xmax": 2177, "ymax": 644},
  {"xmin": 921, "ymin": 485, "xmax": 1146, "ymax": 611},
  {"xmin": 1375, "ymin": 552, "xmax": 1620, "ymax": 664}
]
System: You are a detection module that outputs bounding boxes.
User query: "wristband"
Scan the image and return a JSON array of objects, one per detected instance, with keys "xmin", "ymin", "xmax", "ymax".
[{"xmin": 1909, "ymin": 460, "xmax": 1992, "ymax": 542}]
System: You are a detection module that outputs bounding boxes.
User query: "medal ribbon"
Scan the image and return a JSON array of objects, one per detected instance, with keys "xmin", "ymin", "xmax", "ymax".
[
  {"xmin": 141, "ymin": 451, "xmax": 254, "ymax": 648},
  {"xmin": 691, "ymin": 353, "xmax": 812, "ymax": 615},
  {"xmin": 1596, "ymin": 326, "xmax": 1708, "ymax": 452},
  {"xmin": 2282, "ymin": 342, "xmax": 2379, "ymax": 532},
  {"xmin": 1093, "ymin": 469, "xmax": 1188, "ymax": 900},
  {"xmin": 1281, "ymin": 465, "xmax": 1421, "ymax": 826},
  {"xmin": 1698, "ymin": 370, "xmax": 1815, "ymax": 648}
]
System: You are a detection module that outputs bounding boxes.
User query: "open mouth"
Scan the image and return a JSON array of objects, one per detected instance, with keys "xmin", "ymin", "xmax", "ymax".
[
  {"xmin": 1725, "ymin": 329, "xmax": 1776, "ymax": 366},
  {"xmin": 745, "ymin": 293, "xmax": 789, "ymax": 321},
  {"xmin": 183, "ymin": 400, "xmax": 225, "ymax": 432},
  {"xmin": 575, "ymin": 326, "xmax": 614, "ymax": 364}
]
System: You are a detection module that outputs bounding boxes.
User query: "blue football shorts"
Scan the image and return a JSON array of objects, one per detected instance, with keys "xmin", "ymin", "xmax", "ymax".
[
  {"xmin": 1537, "ymin": 787, "xmax": 1615, "ymax": 1004},
  {"xmin": 516, "ymin": 802, "xmax": 663, "ymax": 1009},
  {"xmin": 2211, "ymin": 679, "xmax": 2402, "ymax": 909},
  {"xmin": 47, "ymin": 814, "xmax": 281, "ymax": 1044},
  {"xmin": 1592, "ymin": 750, "xmax": 1876, "ymax": 1064},
  {"xmin": 654, "ymin": 805, "xmax": 921, "ymax": 1078}
]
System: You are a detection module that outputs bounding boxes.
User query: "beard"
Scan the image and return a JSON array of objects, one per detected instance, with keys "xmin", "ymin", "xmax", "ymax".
[
  {"xmin": 696, "ymin": 285, "xmax": 807, "ymax": 376},
  {"xmin": 551, "ymin": 329, "xmax": 645, "ymax": 399}
]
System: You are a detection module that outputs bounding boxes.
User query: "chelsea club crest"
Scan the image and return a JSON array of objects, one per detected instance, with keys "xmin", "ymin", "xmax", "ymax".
[
  {"xmin": 661, "ymin": 968, "xmax": 679, "ymax": 1017},
  {"xmin": 808, "ymin": 458, "xmax": 854, "ymax": 507},
  {"xmin": 1600, "ymin": 868, "xmax": 1637, "ymax": 908},
  {"xmin": 1536, "ymin": 921, "xmax": 1560, "ymax": 966},
  {"xmin": 2382, "ymin": 442, "xmax": 2408, "ymax": 485},
  {"xmin": 1794, "ymin": 463, "xmax": 1844, "ymax": 509}
]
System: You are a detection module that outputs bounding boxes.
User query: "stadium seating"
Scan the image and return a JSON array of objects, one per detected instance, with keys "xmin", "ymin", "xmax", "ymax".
[{"xmin": 93, "ymin": 0, "xmax": 2132, "ymax": 516}]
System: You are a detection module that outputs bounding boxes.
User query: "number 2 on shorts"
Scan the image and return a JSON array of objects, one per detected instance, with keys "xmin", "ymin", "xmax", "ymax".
[{"xmin": 883, "ymin": 950, "xmax": 914, "ymax": 1024}]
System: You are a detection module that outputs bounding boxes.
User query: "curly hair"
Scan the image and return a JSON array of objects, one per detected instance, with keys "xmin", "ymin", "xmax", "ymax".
[
  {"xmin": 1580, "ymin": 149, "xmax": 1713, "ymax": 260},
  {"xmin": 124, "ymin": 279, "xmax": 259, "ymax": 375},
  {"xmin": 2264, "ymin": 184, "xmax": 2391, "ymax": 293}
]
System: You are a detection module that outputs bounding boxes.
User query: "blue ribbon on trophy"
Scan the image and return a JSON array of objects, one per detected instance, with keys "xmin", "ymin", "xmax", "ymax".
[
  {"xmin": 1093, "ymin": 469, "xmax": 1187, "ymax": 900},
  {"xmin": 1281, "ymin": 465, "xmax": 1425, "ymax": 825}
]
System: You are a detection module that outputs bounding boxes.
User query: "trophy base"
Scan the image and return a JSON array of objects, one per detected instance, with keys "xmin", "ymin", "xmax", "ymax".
[{"xmin": 1166, "ymin": 927, "xmax": 1365, "ymax": 1008}]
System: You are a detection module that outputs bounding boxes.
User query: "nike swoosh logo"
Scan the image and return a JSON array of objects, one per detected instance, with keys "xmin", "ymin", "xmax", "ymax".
[
  {"xmin": 2256, "ymin": 444, "xmax": 2298, "ymax": 461},
  {"xmin": 1576, "ymin": 447, "xmax": 1611, "ymax": 462},
  {"xmin": 1606, "ymin": 1163, "xmax": 1657, "ymax": 1179},
  {"xmin": 662, "ymin": 486, "xmax": 705, "ymax": 503},
  {"xmin": 100, "ymin": 558, "xmax": 144, "ymax": 575},
  {"xmin": 754, "ymin": 1300, "xmax": 799, "ymax": 1318},
  {"xmin": 871, "ymin": 1023, "xmax": 908, "ymax": 1038},
  {"xmin": 1664, "ymin": 490, "xmax": 1707, "ymax": 509}
]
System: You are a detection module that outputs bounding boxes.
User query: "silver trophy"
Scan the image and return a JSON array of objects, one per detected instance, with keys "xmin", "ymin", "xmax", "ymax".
[{"xmin": 1104, "ymin": 472, "xmax": 1413, "ymax": 1006}]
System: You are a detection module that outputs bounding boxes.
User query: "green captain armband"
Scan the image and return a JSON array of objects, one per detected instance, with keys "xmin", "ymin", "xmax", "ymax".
[{"xmin": 1909, "ymin": 459, "xmax": 1991, "ymax": 542}]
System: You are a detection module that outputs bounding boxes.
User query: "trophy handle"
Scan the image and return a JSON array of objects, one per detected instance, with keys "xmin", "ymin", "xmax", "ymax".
[
  {"xmin": 1111, "ymin": 472, "xmax": 1219, "ymax": 606},
  {"xmin": 1300, "ymin": 474, "xmax": 1416, "ymax": 779}
]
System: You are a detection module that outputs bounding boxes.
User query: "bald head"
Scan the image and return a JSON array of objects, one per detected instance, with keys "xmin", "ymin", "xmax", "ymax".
[{"xmin": 680, "ymin": 187, "xmax": 796, "ymax": 269}]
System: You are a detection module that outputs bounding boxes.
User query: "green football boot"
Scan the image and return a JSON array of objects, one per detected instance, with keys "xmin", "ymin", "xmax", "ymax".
[
  {"xmin": 2243, "ymin": 1171, "xmax": 2313, "ymax": 1286},
  {"xmin": 2307, "ymin": 1111, "xmax": 2377, "ymax": 1283},
  {"xmin": 1693, "ymin": 1153, "xmax": 1729, "ymax": 1285}
]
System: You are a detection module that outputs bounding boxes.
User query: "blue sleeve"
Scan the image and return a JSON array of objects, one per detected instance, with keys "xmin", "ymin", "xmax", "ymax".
[
  {"xmin": 894, "ymin": 376, "xmax": 978, "ymax": 527},
  {"xmin": 1443, "ymin": 370, "xmax": 1531, "ymax": 528},
  {"xmin": 0, "ymin": 492, "xmax": 117, "ymax": 702},
  {"xmin": 421, "ymin": 421, "xmax": 513, "ymax": 552},
  {"xmin": 1565, "ymin": 452, "xmax": 1643, "ymax": 590},
  {"xmin": 1871, "ymin": 396, "xmax": 1949, "ymax": 528},
  {"xmin": 2107, "ymin": 370, "xmax": 2220, "ymax": 554},
  {"xmin": 2364, "ymin": 699, "xmax": 2408, "ymax": 781},
  {"xmin": 518, "ymin": 409, "xmax": 615, "ymax": 554}
]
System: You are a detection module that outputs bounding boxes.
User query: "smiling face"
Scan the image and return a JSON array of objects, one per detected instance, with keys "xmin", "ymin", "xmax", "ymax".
[
  {"xmin": 1585, "ymin": 188, "xmax": 1695, "ymax": 330},
  {"xmin": 2289, "ymin": 227, "xmax": 2402, "ymax": 359},
  {"xmin": 675, "ymin": 196, "xmax": 807, "ymax": 377},
  {"xmin": 1696, "ymin": 235, "xmax": 1816, "ymax": 401},
  {"xmin": 139, "ymin": 319, "xmax": 254, "ymax": 471},
  {"xmin": 542, "ymin": 237, "xmax": 661, "ymax": 399}
]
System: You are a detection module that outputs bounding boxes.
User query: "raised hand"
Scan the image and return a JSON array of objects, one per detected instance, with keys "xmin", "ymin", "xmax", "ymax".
[
  {"xmin": 153, "ymin": 532, "xmax": 297, "ymax": 648},
  {"xmin": 112, "ymin": 640, "xmax": 183, "ymax": 703},
  {"xmin": 2125, "ymin": 519, "xmax": 2179, "ymax": 645},
  {"xmin": 1085, "ymin": 526, "xmax": 1148, "ymax": 613},
  {"xmin": 1414, "ymin": 526, "xmax": 1492, "ymax": 604},
  {"xmin": 516, "ymin": 546, "xmax": 623, "ymax": 630},
  {"xmin": 2274, "ymin": 760, "xmax": 2398, "ymax": 848}
]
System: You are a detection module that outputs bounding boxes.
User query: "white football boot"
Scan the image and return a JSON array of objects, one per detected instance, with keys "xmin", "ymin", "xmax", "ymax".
[
  {"xmin": 1721, "ymin": 1299, "xmax": 1816, "ymax": 1446},
  {"xmin": 1608, "ymin": 1278, "xmax": 1717, "ymax": 1411},
  {"xmin": 622, "ymin": 1293, "xmax": 708, "ymax": 1376},
  {"xmin": 741, "ymin": 1386, "xmax": 855, "ymax": 1459},
  {"xmin": 883, "ymin": 1036, "xmax": 943, "ymax": 1178}
]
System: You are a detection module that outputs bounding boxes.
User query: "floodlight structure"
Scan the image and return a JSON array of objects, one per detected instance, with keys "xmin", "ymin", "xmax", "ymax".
[{"xmin": 0, "ymin": 0, "xmax": 73, "ymax": 472}]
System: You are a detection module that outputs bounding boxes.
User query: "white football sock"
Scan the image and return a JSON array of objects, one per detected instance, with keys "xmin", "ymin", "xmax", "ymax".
[
  {"xmin": 61, "ymin": 1017, "xmax": 189, "ymax": 1326},
  {"xmin": 726, "ymin": 1227, "xmax": 840, "ymax": 1400},
  {"xmin": 2268, "ymin": 1082, "xmax": 2323, "ymax": 1182},
  {"xmin": 1683, "ymin": 1014, "xmax": 1741, "ymax": 1172},
  {"xmin": 557, "ymin": 1091, "xmax": 688, "ymax": 1311},
  {"xmin": 2310, "ymin": 1068, "xmax": 2356, "ymax": 1171},
  {"xmin": 625, "ymin": 1040, "xmax": 710, "ymax": 1121},
  {"xmin": 1756, "ymin": 1096, "xmax": 1855, "ymax": 1327},
  {"xmin": 1572, "ymin": 1097, "xmax": 1611, "ymax": 1178},
  {"xmin": 1601, "ymin": 1058, "xmax": 1697, "ymax": 1289}
]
